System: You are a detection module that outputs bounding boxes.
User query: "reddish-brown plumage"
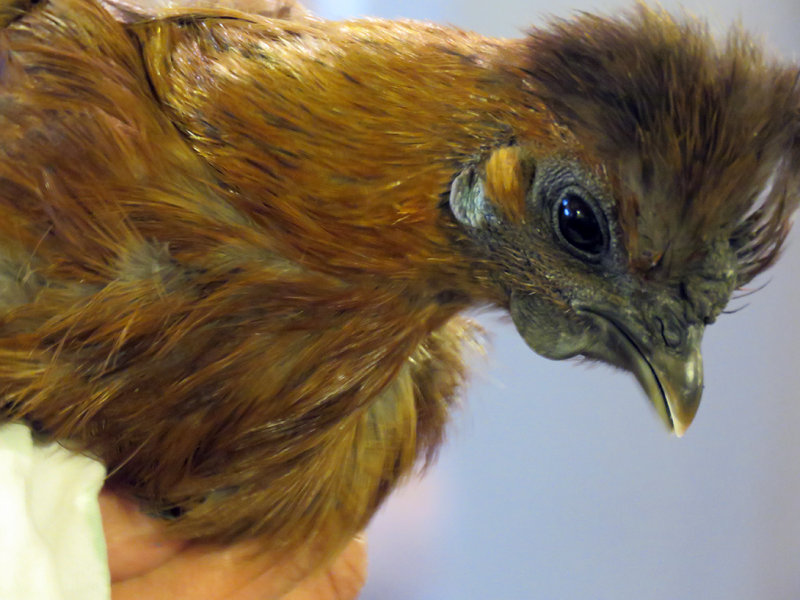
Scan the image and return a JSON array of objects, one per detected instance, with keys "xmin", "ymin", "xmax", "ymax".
[
  {"xmin": 0, "ymin": 0, "xmax": 797, "ymax": 562},
  {"xmin": 0, "ymin": 0, "xmax": 507, "ymax": 555}
]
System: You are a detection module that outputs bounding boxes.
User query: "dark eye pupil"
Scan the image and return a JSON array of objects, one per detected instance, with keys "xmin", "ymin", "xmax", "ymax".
[{"xmin": 557, "ymin": 194, "xmax": 604, "ymax": 255}]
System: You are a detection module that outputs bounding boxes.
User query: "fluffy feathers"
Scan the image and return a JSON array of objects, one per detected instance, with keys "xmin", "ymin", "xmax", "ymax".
[{"xmin": 0, "ymin": 0, "xmax": 797, "ymax": 559}]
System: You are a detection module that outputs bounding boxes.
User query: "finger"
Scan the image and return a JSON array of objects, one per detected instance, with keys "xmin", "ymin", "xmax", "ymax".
[
  {"xmin": 110, "ymin": 534, "xmax": 368, "ymax": 600},
  {"xmin": 99, "ymin": 489, "xmax": 186, "ymax": 582},
  {"xmin": 110, "ymin": 539, "xmax": 302, "ymax": 600},
  {"xmin": 282, "ymin": 534, "xmax": 368, "ymax": 600}
]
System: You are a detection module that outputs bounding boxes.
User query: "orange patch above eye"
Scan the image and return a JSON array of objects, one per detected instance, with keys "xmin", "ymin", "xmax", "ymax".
[{"xmin": 483, "ymin": 146, "xmax": 529, "ymax": 224}]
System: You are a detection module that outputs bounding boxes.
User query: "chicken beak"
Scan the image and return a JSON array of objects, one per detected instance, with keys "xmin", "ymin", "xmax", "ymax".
[
  {"xmin": 578, "ymin": 310, "xmax": 704, "ymax": 437},
  {"xmin": 628, "ymin": 334, "xmax": 703, "ymax": 437},
  {"xmin": 508, "ymin": 294, "xmax": 705, "ymax": 436}
]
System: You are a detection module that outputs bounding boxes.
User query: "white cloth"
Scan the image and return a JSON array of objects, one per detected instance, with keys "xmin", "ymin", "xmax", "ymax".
[{"xmin": 0, "ymin": 423, "xmax": 109, "ymax": 600}]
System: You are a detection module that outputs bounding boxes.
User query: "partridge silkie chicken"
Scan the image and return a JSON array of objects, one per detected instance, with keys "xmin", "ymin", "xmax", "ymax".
[{"xmin": 0, "ymin": 0, "xmax": 798, "ymax": 560}]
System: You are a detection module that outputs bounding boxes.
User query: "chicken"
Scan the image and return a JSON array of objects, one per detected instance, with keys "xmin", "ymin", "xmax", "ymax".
[{"xmin": 0, "ymin": 0, "xmax": 797, "ymax": 559}]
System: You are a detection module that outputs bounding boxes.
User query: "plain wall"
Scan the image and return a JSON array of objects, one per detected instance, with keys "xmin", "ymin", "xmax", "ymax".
[{"xmin": 310, "ymin": 1, "xmax": 800, "ymax": 598}]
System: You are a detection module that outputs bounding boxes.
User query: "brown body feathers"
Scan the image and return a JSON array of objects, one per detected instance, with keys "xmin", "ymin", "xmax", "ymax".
[{"xmin": 0, "ymin": 0, "xmax": 797, "ymax": 558}]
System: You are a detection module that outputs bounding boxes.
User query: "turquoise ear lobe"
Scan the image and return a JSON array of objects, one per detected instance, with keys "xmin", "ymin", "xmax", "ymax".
[{"xmin": 448, "ymin": 166, "xmax": 497, "ymax": 229}]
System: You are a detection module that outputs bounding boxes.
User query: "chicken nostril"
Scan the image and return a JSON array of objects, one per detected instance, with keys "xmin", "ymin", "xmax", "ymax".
[{"xmin": 655, "ymin": 315, "xmax": 683, "ymax": 348}]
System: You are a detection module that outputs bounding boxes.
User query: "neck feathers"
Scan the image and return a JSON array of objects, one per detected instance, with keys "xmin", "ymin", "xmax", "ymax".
[{"xmin": 132, "ymin": 15, "xmax": 552, "ymax": 290}]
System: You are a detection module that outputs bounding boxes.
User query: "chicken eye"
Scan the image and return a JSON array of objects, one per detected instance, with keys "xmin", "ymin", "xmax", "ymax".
[{"xmin": 554, "ymin": 192, "xmax": 605, "ymax": 256}]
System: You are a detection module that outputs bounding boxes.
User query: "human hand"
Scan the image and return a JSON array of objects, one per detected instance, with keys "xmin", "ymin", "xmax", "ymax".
[{"xmin": 99, "ymin": 490, "xmax": 367, "ymax": 600}]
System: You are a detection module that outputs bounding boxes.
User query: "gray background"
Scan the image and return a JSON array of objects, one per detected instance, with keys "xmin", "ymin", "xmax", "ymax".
[{"xmin": 309, "ymin": 1, "xmax": 800, "ymax": 598}]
